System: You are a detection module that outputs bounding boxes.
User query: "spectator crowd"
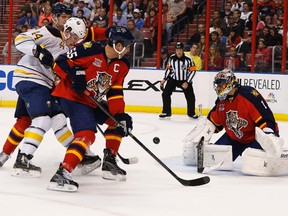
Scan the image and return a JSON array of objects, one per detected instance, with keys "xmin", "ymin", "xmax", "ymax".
[{"xmin": 2, "ymin": 0, "xmax": 287, "ymax": 72}]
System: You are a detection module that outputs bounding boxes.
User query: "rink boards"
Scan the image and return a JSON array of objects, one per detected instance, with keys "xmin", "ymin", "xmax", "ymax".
[{"xmin": 0, "ymin": 65, "xmax": 287, "ymax": 121}]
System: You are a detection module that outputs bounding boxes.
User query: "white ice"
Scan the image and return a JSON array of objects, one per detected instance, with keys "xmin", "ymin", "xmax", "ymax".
[{"xmin": 0, "ymin": 107, "xmax": 287, "ymax": 216}]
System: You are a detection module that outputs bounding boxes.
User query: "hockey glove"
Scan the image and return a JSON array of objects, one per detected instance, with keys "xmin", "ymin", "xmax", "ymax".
[
  {"xmin": 33, "ymin": 44, "xmax": 54, "ymax": 69},
  {"xmin": 114, "ymin": 113, "xmax": 133, "ymax": 137},
  {"xmin": 71, "ymin": 66, "xmax": 87, "ymax": 95}
]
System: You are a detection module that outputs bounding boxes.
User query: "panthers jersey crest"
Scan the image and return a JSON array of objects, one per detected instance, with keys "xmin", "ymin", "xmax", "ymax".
[
  {"xmin": 87, "ymin": 72, "xmax": 112, "ymax": 102},
  {"xmin": 226, "ymin": 110, "xmax": 248, "ymax": 139}
]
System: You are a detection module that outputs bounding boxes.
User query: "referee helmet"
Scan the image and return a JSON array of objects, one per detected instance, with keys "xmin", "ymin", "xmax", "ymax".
[{"xmin": 175, "ymin": 42, "xmax": 184, "ymax": 49}]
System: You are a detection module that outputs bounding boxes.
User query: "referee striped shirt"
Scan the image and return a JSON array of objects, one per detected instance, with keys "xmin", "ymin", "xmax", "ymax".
[{"xmin": 163, "ymin": 54, "xmax": 196, "ymax": 83}]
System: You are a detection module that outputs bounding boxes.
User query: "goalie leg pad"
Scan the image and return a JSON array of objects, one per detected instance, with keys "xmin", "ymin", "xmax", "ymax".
[
  {"xmin": 183, "ymin": 142, "xmax": 233, "ymax": 170},
  {"xmin": 242, "ymin": 148, "xmax": 288, "ymax": 176}
]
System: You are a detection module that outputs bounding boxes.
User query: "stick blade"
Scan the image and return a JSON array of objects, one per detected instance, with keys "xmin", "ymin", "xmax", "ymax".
[
  {"xmin": 179, "ymin": 176, "xmax": 210, "ymax": 186},
  {"xmin": 128, "ymin": 157, "xmax": 139, "ymax": 164}
]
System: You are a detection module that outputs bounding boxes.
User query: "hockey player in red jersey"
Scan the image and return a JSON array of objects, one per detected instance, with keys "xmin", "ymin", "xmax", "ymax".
[
  {"xmin": 0, "ymin": 4, "xmax": 107, "ymax": 170},
  {"xmin": 47, "ymin": 26, "xmax": 135, "ymax": 192},
  {"xmin": 183, "ymin": 69, "xmax": 284, "ymax": 173},
  {"xmin": 0, "ymin": 4, "xmax": 102, "ymax": 177}
]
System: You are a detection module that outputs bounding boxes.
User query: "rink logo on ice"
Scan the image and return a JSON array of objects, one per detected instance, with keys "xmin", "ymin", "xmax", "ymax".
[
  {"xmin": 265, "ymin": 93, "xmax": 277, "ymax": 103},
  {"xmin": 0, "ymin": 70, "xmax": 15, "ymax": 91}
]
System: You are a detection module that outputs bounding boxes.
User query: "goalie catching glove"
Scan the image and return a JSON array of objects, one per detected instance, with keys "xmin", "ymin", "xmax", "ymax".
[
  {"xmin": 70, "ymin": 66, "xmax": 87, "ymax": 94},
  {"xmin": 33, "ymin": 44, "xmax": 54, "ymax": 69},
  {"xmin": 114, "ymin": 113, "xmax": 133, "ymax": 137}
]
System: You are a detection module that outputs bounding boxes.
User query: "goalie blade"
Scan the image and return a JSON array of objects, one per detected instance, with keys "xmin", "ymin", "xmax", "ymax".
[
  {"xmin": 201, "ymin": 162, "xmax": 224, "ymax": 174},
  {"xmin": 11, "ymin": 168, "xmax": 41, "ymax": 178},
  {"xmin": 47, "ymin": 182, "xmax": 78, "ymax": 192}
]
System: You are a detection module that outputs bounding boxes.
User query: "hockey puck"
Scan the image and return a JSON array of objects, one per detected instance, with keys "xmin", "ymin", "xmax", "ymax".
[{"xmin": 153, "ymin": 137, "xmax": 160, "ymax": 144}]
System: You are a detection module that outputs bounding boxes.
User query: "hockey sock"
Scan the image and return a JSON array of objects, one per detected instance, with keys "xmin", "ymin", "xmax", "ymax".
[
  {"xmin": 3, "ymin": 116, "xmax": 31, "ymax": 155},
  {"xmin": 104, "ymin": 128, "xmax": 122, "ymax": 156},
  {"xmin": 51, "ymin": 113, "xmax": 73, "ymax": 148},
  {"xmin": 62, "ymin": 130, "xmax": 95, "ymax": 172}
]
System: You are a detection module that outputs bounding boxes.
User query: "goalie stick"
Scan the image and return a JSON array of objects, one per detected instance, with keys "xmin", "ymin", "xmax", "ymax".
[
  {"xmin": 197, "ymin": 136, "xmax": 204, "ymax": 173},
  {"xmin": 197, "ymin": 137, "xmax": 224, "ymax": 174},
  {"xmin": 95, "ymin": 124, "xmax": 139, "ymax": 165},
  {"xmin": 85, "ymin": 90, "xmax": 210, "ymax": 186}
]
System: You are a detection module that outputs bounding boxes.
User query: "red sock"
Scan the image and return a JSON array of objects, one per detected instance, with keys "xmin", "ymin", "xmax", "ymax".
[
  {"xmin": 62, "ymin": 130, "xmax": 95, "ymax": 172},
  {"xmin": 3, "ymin": 116, "xmax": 31, "ymax": 155}
]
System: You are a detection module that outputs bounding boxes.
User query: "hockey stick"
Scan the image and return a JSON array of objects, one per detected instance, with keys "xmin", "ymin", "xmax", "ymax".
[
  {"xmin": 197, "ymin": 137, "xmax": 223, "ymax": 173},
  {"xmin": 95, "ymin": 124, "xmax": 139, "ymax": 165},
  {"xmin": 202, "ymin": 162, "xmax": 224, "ymax": 174},
  {"xmin": 85, "ymin": 90, "xmax": 210, "ymax": 186},
  {"xmin": 197, "ymin": 136, "xmax": 204, "ymax": 173},
  {"xmin": 117, "ymin": 152, "xmax": 139, "ymax": 165}
]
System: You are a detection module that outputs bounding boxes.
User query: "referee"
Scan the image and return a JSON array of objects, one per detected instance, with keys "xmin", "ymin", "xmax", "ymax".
[{"xmin": 159, "ymin": 42, "xmax": 198, "ymax": 119}]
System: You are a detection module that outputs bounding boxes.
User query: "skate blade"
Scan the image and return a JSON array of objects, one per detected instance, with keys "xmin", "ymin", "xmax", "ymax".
[
  {"xmin": 77, "ymin": 160, "xmax": 101, "ymax": 175},
  {"xmin": 11, "ymin": 168, "xmax": 41, "ymax": 178},
  {"xmin": 102, "ymin": 171, "xmax": 126, "ymax": 181},
  {"xmin": 47, "ymin": 182, "xmax": 78, "ymax": 192},
  {"xmin": 159, "ymin": 117, "xmax": 171, "ymax": 120}
]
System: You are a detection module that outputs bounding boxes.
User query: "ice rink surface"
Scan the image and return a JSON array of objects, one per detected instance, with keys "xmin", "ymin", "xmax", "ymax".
[{"xmin": 0, "ymin": 107, "xmax": 287, "ymax": 216}]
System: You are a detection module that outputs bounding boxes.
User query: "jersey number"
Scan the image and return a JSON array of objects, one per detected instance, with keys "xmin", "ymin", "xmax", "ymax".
[
  {"xmin": 67, "ymin": 47, "xmax": 78, "ymax": 59},
  {"xmin": 32, "ymin": 31, "xmax": 43, "ymax": 41}
]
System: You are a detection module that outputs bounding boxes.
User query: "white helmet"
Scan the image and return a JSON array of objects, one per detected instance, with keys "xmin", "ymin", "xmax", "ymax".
[{"xmin": 63, "ymin": 17, "xmax": 86, "ymax": 42}]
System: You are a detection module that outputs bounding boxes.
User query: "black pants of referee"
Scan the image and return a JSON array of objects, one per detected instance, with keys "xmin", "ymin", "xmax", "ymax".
[{"xmin": 161, "ymin": 78, "xmax": 196, "ymax": 117}]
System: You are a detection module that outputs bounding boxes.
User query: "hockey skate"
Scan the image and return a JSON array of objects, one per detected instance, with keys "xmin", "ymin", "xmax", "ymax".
[
  {"xmin": 77, "ymin": 154, "xmax": 101, "ymax": 175},
  {"xmin": 12, "ymin": 150, "xmax": 41, "ymax": 177},
  {"xmin": 0, "ymin": 151, "xmax": 9, "ymax": 168},
  {"xmin": 159, "ymin": 113, "xmax": 171, "ymax": 119},
  {"xmin": 102, "ymin": 148, "xmax": 126, "ymax": 181},
  {"xmin": 47, "ymin": 166, "xmax": 78, "ymax": 192}
]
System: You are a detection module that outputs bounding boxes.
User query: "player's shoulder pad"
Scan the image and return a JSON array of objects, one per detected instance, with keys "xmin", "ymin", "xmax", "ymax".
[
  {"xmin": 74, "ymin": 41, "xmax": 104, "ymax": 58},
  {"xmin": 119, "ymin": 57, "xmax": 130, "ymax": 69},
  {"xmin": 238, "ymin": 85, "xmax": 262, "ymax": 102},
  {"xmin": 45, "ymin": 25, "xmax": 61, "ymax": 39},
  {"xmin": 109, "ymin": 57, "xmax": 130, "ymax": 69}
]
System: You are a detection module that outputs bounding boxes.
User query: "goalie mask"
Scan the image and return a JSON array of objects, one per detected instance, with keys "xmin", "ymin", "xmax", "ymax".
[
  {"xmin": 63, "ymin": 17, "xmax": 86, "ymax": 44},
  {"xmin": 213, "ymin": 69, "xmax": 238, "ymax": 101},
  {"xmin": 105, "ymin": 26, "xmax": 135, "ymax": 58}
]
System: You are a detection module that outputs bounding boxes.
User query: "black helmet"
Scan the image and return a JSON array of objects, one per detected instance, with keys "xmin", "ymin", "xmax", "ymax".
[
  {"xmin": 105, "ymin": 26, "xmax": 135, "ymax": 47},
  {"xmin": 52, "ymin": 2, "xmax": 73, "ymax": 17},
  {"xmin": 175, "ymin": 42, "xmax": 184, "ymax": 49}
]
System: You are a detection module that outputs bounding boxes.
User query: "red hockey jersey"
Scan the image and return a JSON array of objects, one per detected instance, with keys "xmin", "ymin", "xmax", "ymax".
[
  {"xmin": 52, "ymin": 41, "xmax": 130, "ymax": 116},
  {"xmin": 208, "ymin": 85, "xmax": 278, "ymax": 144}
]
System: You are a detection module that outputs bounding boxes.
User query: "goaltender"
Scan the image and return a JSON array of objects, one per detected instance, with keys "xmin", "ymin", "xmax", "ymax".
[{"xmin": 183, "ymin": 69, "xmax": 286, "ymax": 176}]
